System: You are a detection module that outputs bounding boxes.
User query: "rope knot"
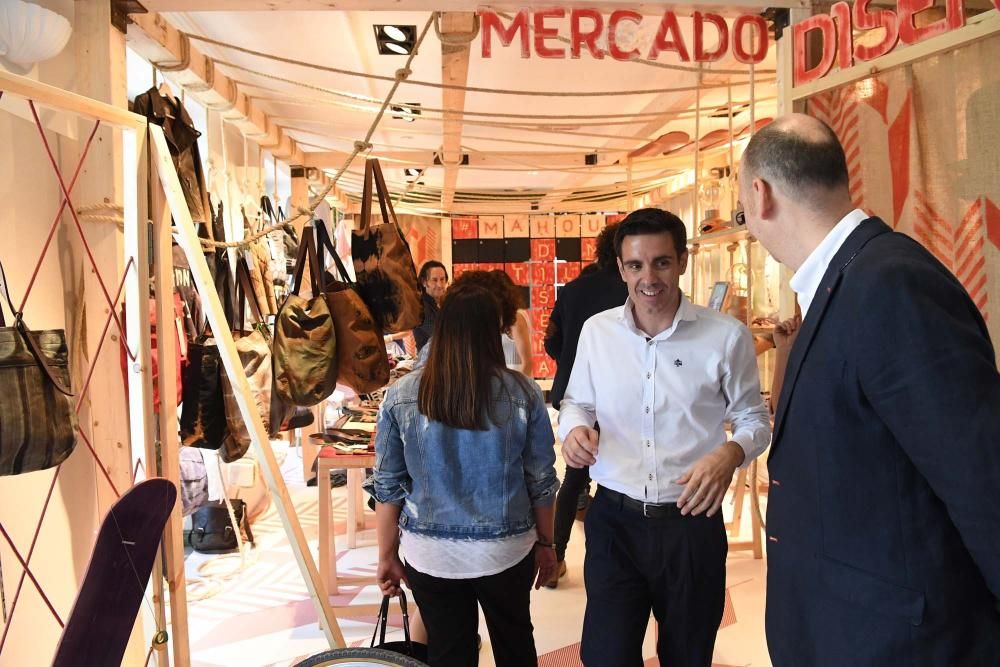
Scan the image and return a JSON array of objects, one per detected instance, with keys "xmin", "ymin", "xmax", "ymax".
[
  {"xmin": 354, "ymin": 140, "xmax": 373, "ymax": 152},
  {"xmin": 395, "ymin": 68, "xmax": 412, "ymax": 82}
]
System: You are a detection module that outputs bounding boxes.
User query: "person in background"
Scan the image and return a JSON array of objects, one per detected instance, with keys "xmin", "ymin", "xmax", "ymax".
[
  {"xmin": 559, "ymin": 208, "xmax": 771, "ymax": 666},
  {"xmin": 414, "ymin": 260, "xmax": 448, "ymax": 351},
  {"xmin": 741, "ymin": 113, "xmax": 1000, "ymax": 665},
  {"xmin": 371, "ymin": 281, "xmax": 559, "ymax": 667},
  {"xmin": 490, "ymin": 270, "xmax": 534, "ymax": 377},
  {"xmin": 542, "ymin": 222, "xmax": 627, "ymax": 588}
]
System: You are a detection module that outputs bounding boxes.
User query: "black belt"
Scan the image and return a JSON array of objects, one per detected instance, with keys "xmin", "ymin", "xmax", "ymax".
[{"xmin": 597, "ymin": 486, "xmax": 682, "ymax": 519}]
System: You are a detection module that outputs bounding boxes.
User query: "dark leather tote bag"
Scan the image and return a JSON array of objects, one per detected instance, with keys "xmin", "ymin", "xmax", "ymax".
[
  {"xmin": 220, "ymin": 258, "xmax": 275, "ymax": 463},
  {"xmin": 189, "ymin": 499, "xmax": 254, "ymax": 554},
  {"xmin": 0, "ymin": 263, "xmax": 77, "ymax": 476},
  {"xmin": 351, "ymin": 159, "xmax": 423, "ymax": 334},
  {"xmin": 315, "ymin": 222, "xmax": 389, "ymax": 395},
  {"xmin": 272, "ymin": 230, "xmax": 338, "ymax": 407}
]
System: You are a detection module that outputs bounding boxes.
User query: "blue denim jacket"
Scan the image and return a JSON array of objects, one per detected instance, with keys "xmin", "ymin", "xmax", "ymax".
[{"xmin": 369, "ymin": 369, "xmax": 559, "ymax": 539}]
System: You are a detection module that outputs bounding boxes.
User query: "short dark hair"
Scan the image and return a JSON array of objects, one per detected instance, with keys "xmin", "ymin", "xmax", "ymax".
[
  {"xmin": 595, "ymin": 222, "xmax": 619, "ymax": 269},
  {"xmin": 614, "ymin": 208, "xmax": 687, "ymax": 259},
  {"xmin": 418, "ymin": 260, "xmax": 448, "ymax": 284},
  {"xmin": 742, "ymin": 119, "xmax": 849, "ymax": 195}
]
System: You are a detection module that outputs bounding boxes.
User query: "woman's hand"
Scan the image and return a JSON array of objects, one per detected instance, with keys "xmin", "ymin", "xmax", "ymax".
[
  {"xmin": 533, "ymin": 544, "xmax": 557, "ymax": 590},
  {"xmin": 377, "ymin": 553, "xmax": 407, "ymax": 597}
]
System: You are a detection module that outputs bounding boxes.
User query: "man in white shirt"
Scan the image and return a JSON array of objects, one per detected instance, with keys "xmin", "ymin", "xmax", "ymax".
[
  {"xmin": 739, "ymin": 114, "xmax": 1000, "ymax": 665},
  {"xmin": 559, "ymin": 208, "xmax": 771, "ymax": 666}
]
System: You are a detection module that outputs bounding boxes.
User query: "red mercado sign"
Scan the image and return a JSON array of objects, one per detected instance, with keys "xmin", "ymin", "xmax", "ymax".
[
  {"xmin": 480, "ymin": 9, "xmax": 771, "ymax": 64},
  {"xmin": 793, "ymin": 0, "xmax": 999, "ymax": 85}
]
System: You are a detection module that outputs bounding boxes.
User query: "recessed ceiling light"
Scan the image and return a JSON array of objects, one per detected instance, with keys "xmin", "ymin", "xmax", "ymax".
[
  {"xmin": 383, "ymin": 26, "xmax": 408, "ymax": 41},
  {"xmin": 374, "ymin": 24, "xmax": 417, "ymax": 55},
  {"xmin": 391, "ymin": 103, "xmax": 421, "ymax": 122},
  {"xmin": 385, "ymin": 42, "xmax": 408, "ymax": 55},
  {"xmin": 404, "ymin": 168, "xmax": 421, "ymax": 177}
]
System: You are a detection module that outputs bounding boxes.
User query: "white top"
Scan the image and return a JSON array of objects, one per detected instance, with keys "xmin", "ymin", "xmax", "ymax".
[
  {"xmin": 502, "ymin": 309, "xmax": 531, "ymax": 372},
  {"xmin": 558, "ymin": 295, "xmax": 771, "ymax": 504},
  {"xmin": 789, "ymin": 208, "xmax": 869, "ymax": 318},
  {"xmin": 400, "ymin": 529, "xmax": 536, "ymax": 579}
]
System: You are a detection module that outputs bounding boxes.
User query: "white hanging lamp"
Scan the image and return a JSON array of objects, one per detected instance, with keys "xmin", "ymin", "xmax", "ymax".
[{"xmin": 0, "ymin": 0, "xmax": 72, "ymax": 75}]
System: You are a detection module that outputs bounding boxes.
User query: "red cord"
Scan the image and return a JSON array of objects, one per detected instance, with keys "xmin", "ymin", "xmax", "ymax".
[{"xmin": 0, "ymin": 523, "xmax": 63, "ymax": 629}]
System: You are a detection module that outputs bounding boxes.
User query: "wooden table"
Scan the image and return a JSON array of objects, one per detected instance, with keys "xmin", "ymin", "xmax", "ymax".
[{"xmin": 317, "ymin": 449, "xmax": 376, "ymax": 596}]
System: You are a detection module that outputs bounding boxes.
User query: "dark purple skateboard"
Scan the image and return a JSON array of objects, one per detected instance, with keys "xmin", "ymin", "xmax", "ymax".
[{"xmin": 51, "ymin": 478, "xmax": 177, "ymax": 667}]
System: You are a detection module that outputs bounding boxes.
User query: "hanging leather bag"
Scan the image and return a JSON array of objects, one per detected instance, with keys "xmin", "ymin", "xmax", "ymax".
[
  {"xmin": 315, "ymin": 222, "xmax": 390, "ymax": 395},
  {"xmin": 219, "ymin": 258, "xmax": 275, "ymax": 462},
  {"xmin": 189, "ymin": 498, "xmax": 254, "ymax": 554},
  {"xmin": 272, "ymin": 229, "xmax": 338, "ymax": 407},
  {"xmin": 0, "ymin": 262, "xmax": 77, "ymax": 476},
  {"xmin": 351, "ymin": 159, "xmax": 423, "ymax": 333}
]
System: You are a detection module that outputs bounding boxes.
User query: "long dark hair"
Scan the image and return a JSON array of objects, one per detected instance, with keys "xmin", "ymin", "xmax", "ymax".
[{"xmin": 418, "ymin": 282, "xmax": 531, "ymax": 430}]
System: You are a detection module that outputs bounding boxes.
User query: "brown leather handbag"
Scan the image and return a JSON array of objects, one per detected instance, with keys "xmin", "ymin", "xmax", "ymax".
[
  {"xmin": 272, "ymin": 230, "xmax": 338, "ymax": 407},
  {"xmin": 0, "ymin": 262, "xmax": 77, "ymax": 476},
  {"xmin": 314, "ymin": 223, "xmax": 390, "ymax": 395},
  {"xmin": 220, "ymin": 258, "xmax": 275, "ymax": 462},
  {"xmin": 351, "ymin": 158, "xmax": 423, "ymax": 334}
]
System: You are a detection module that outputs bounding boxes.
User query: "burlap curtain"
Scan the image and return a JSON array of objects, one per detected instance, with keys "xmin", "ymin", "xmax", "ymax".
[{"xmin": 807, "ymin": 33, "xmax": 1000, "ymax": 355}]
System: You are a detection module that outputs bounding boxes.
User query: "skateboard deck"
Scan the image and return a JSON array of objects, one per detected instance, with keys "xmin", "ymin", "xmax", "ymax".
[{"xmin": 51, "ymin": 478, "xmax": 177, "ymax": 667}]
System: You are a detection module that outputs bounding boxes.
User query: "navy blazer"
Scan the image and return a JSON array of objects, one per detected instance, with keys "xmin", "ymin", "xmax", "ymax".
[{"xmin": 766, "ymin": 218, "xmax": 1000, "ymax": 666}]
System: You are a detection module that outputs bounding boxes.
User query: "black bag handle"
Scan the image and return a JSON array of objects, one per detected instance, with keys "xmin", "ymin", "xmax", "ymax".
[
  {"xmin": 314, "ymin": 221, "xmax": 354, "ymax": 285},
  {"xmin": 370, "ymin": 591, "xmax": 412, "ymax": 651},
  {"xmin": 0, "ymin": 260, "xmax": 73, "ymax": 397},
  {"xmin": 289, "ymin": 225, "xmax": 326, "ymax": 297},
  {"xmin": 369, "ymin": 159, "xmax": 414, "ymax": 254},
  {"xmin": 233, "ymin": 256, "xmax": 266, "ymax": 333}
]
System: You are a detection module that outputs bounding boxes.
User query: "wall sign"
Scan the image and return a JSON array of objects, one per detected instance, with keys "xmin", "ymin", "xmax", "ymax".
[
  {"xmin": 480, "ymin": 9, "xmax": 770, "ymax": 64},
  {"xmin": 792, "ymin": 0, "xmax": 993, "ymax": 86}
]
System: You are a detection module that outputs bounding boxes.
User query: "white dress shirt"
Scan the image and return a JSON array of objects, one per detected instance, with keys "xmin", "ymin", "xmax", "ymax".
[
  {"xmin": 558, "ymin": 295, "xmax": 771, "ymax": 504},
  {"xmin": 789, "ymin": 208, "xmax": 869, "ymax": 318}
]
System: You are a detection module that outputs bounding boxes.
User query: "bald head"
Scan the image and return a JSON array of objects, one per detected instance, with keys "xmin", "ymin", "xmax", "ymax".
[{"xmin": 742, "ymin": 113, "xmax": 849, "ymax": 200}]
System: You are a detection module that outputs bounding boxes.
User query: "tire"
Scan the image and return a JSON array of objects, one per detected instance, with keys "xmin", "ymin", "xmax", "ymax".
[{"xmin": 293, "ymin": 647, "xmax": 428, "ymax": 667}]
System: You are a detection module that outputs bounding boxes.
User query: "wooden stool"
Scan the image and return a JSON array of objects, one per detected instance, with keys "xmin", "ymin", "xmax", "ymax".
[{"xmin": 317, "ymin": 449, "xmax": 376, "ymax": 596}]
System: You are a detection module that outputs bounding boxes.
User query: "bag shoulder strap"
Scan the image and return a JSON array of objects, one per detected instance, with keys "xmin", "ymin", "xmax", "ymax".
[
  {"xmin": 289, "ymin": 225, "xmax": 325, "ymax": 297},
  {"xmin": 314, "ymin": 221, "xmax": 353, "ymax": 285},
  {"xmin": 0, "ymin": 261, "xmax": 73, "ymax": 396},
  {"xmin": 234, "ymin": 256, "xmax": 265, "ymax": 332},
  {"xmin": 370, "ymin": 159, "xmax": 413, "ymax": 253},
  {"xmin": 358, "ymin": 159, "xmax": 375, "ymax": 234}
]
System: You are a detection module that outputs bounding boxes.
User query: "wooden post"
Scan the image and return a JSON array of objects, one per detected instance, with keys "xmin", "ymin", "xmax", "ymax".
[
  {"xmin": 150, "ymin": 127, "xmax": 345, "ymax": 648},
  {"xmin": 149, "ymin": 139, "xmax": 192, "ymax": 666}
]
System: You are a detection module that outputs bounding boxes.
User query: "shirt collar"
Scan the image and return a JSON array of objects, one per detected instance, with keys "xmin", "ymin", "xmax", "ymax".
[
  {"xmin": 619, "ymin": 290, "xmax": 697, "ymax": 339},
  {"xmin": 789, "ymin": 208, "xmax": 869, "ymax": 318}
]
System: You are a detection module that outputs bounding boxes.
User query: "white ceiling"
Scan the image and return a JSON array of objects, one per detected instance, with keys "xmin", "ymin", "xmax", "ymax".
[{"xmin": 163, "ymin": 9, "xmax": 778, "ymax": 211}]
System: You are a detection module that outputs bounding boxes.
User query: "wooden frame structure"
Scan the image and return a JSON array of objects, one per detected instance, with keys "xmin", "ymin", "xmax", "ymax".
[{"xmin": 1, "ymin": 67, "xmax": 347, "ymax": 665}]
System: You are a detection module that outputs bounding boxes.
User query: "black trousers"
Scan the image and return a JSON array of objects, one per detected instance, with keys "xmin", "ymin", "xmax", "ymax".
[
  {"xmin": 581, "ymin": 487, "xmax": 727, "ymax": 667},
  {"xmin": 553, "ymin": 464, "xmax": 590, "ymax": 561},
  {"xmin": 404, "ymin": 552, "xmax": 537, "ymax": 667}
]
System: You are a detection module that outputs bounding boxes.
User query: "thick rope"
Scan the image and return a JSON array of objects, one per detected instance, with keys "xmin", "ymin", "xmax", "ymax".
[{"xmin": 194, "ymin": 33, "xmax": 768, "ymax": 97}]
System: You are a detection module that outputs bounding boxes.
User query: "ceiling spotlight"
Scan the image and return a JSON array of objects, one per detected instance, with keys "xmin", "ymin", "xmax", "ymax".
[
  {"xmin": 404, "ymin": 168, "xmax": 421, "ymax": 178},
  {"xmin": 391, "ymin": 103, "xmax": 422, "ymax": 122},
  {"xmin": 374, "ymin": 24, "xmax": 417, "ymax": 55}
]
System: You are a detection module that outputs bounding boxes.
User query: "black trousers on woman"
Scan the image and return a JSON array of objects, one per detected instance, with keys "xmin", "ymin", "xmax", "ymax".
[
  {"xmin": 404, "ymin": 552, "xmax": 537, "ymax": 667},
  {"xmin": 553, "ymin": 464, "xmax": 590, "ymax": 562}
]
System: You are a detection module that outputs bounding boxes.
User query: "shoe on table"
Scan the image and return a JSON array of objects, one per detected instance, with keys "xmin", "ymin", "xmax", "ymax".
[{"xmin": 544, "ymin": 559, "xmax": 568, "ymax": 589}]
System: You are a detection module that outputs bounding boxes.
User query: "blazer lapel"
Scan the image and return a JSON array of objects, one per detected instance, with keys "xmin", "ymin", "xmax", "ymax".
[{"xmin": 771, "ymin": 218, "xmax": 891, "ymax": 452}]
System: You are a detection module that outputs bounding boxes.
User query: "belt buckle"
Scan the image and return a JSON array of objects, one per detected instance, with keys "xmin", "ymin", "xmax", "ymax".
[{"xmin": 642, "ymin": 503, "xmax": 652, "ymax": 518}]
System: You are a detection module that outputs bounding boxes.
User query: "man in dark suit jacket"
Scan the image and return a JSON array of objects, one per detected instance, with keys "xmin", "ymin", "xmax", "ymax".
[
  {"xmin": 740, "ymin": 114, "xmax": 1000, "ymax": 665},
  {"xmin": 542, "ymin": 223, "xmax": 627, "ymax": 587}
]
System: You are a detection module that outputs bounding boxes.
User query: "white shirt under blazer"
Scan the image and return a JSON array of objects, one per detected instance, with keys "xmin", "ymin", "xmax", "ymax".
[{"xmin": 558, "ymin": 294, "xmax": 772, "ymax": 504}]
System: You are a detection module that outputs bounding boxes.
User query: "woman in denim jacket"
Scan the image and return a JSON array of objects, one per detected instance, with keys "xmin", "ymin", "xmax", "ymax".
[{"xmin": 371, "ymin": 281, "xmax": 559, "ymax": 666}]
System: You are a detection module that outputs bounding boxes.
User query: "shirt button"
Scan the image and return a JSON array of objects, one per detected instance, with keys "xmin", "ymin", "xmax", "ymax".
[
  {"xmin": 648, "ymin": 474, "xmax": 653, "ymax": 481},
  {"xmin": 646, "ymin": 441, "xmax": 651, "ymax": 447},
  {"xmin": 646, "ymin": 372, "xmax": 651, "ymax": 379},
  {"xmin": 645, "ymin": 406, "xmax": 650, "ymax": 413}
]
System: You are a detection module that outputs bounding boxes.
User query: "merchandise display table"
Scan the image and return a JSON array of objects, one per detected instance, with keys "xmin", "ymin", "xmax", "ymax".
[{"xmin": 317, "ymin": 449, "xmax": 376, "ymax": 596}]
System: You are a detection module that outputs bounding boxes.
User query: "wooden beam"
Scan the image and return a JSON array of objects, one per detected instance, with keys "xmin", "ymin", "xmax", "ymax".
[
  {"xmin": 149, "ymin": 125, "xmax": 346, "ymax": 649},
  {"xmin": 140, "ymin": 0, "xmax": 809, "ymax": 12},
  {"xmin": 439, "ymin": 12, "xmax": 476, "ymax": 211},
  {"xmin": 304, "ymin": 149, "xmax": 628, "ymax": 170}
]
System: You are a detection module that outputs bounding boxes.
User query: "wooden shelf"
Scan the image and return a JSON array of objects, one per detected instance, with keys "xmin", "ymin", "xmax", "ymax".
[{"xmin": 690, "ymin": 226, "xmax": 751, "ymax": 248}]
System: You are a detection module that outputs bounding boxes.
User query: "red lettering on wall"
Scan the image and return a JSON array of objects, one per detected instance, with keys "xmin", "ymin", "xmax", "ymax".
[
  {"xmin": 570, "ymin": 9, "xmax": 605, "ymax": 59},
  {"xmin": 534, "ymin": 8, "xmax": 566, "ymax": 58},
  {"xmin": 581, "ymin": 237, "xmax": 598, "ymax": 262},
  {"xmin": 532, "ymin": 239, "xmax": 556, "ymax": 261},
  {"xmin": 608, "ymin": 10, "xmax": 643, "ymax": 60},
  {"xmin": 898, "ymin": 0, "xmax": 964, "ymax": 45},
  {"xmin": 832, "ymin": 2, "xmax": 855, "ymax": 70},
  {"xmin": 793, "ymin": 15, "xmax": 837, "ymax": 85},
  {"xmin": 733, "ymin": 15, "xmax": 769, "ymax": 64},
  {"xmin": 694, "ymin": 12, "xmax": 729, "ymax": 62},
  {"xmin": 532, "ymin": 262, "xmax": 556, "ymax": 285},
  {"xmin": 853, "ymin": 0, "xmax": 900, "ymax": 61},
  {"xmin": 532, "ymin": 285, "xmax": 556, "ymax": 308},
  {"xmin": 648, "ymin": 11, "xmax": 690, "ymax": 61},
  {"xmin": 557, "ymin": 262, "xmax": 583, "ymax": 284},
  {"xmin": 452, "ymin": 217, "xmax": 478, "ymax": 239},
  {"xmin": 506, "ymin": 262, "xmax": 532, "ymax": 286},
  {"xmin": 480, "ymin": 10, "xmax": 530, "ymax": 58}
]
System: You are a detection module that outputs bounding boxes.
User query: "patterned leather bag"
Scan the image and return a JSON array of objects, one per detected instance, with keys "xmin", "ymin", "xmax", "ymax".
[
  {"xmin": 0, "ymin": 262, "xmax": 77, "ymax": 476},
  {"xmin": 272, "ymin": 230, "xmax": 338, "ymax": 407},
  {"xmin": 219, "ymin": 258, "xmax": 275, "ymax": 462},
  {"xmin": 314, "ymin": 222, "xmax": 390, "ymax": 395},
  {"xmin": 351, "ymin": 158, "xmax": 423, "ymax": 333}
]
